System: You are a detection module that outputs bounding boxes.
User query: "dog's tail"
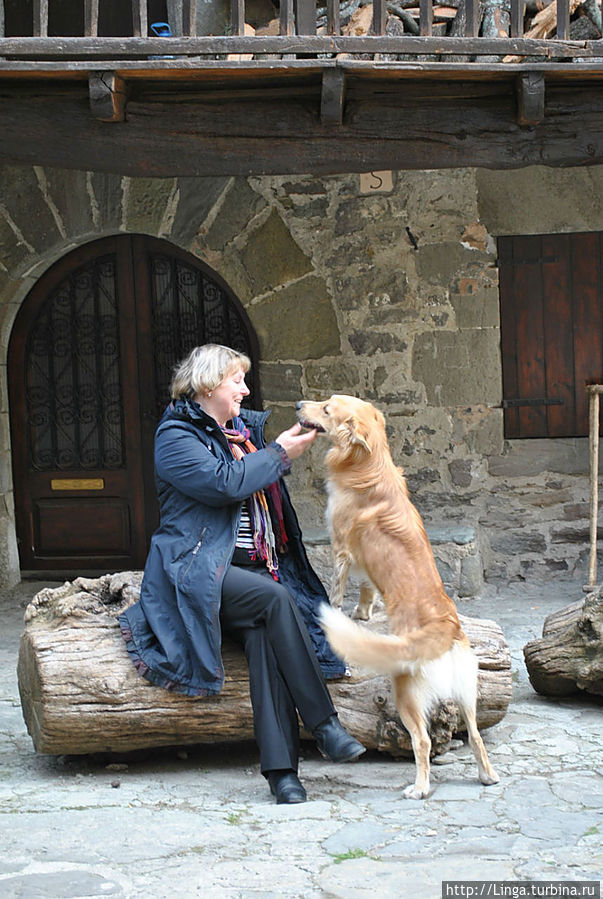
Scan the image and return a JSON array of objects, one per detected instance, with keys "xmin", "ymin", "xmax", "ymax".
[{"xmin": 319, "ymin": 603, "xmax": 456, "ymax": 674}]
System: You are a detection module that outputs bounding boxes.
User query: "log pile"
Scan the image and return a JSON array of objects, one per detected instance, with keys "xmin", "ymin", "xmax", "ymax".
[
  {"xmin": 17, "ymin": 572, "xmax": 512, "ymax": 757},
  {"xmin": 314, "ymin": 0, "xmax": 602, "ymax": 47},
  {"xmin": 523, "ymin": 588, "xmax": 603, "ymax": 698}
]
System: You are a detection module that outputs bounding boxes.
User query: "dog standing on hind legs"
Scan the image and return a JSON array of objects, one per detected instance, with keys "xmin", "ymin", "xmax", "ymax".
[{"xmin": 296, "ymin": 394, "xmax": 500, "ymax": 799}]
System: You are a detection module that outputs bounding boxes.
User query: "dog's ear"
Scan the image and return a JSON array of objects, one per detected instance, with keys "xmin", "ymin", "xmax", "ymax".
[{"xmin": 345, "ymin": 416, "xmax": 372, "ymax": 453}]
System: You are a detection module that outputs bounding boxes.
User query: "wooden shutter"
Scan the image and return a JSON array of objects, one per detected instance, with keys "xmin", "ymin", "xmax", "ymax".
[{"xmin": 498, "ymin": 232, "xmax": 603, "ymax": 438}]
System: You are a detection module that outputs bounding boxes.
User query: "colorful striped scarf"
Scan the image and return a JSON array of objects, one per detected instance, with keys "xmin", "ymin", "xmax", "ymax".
[{"xmin": 221, "ymin": 422, "xmax": 288, "ymax": 577}]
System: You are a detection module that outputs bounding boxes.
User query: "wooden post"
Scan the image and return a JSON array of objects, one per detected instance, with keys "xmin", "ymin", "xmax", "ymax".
[
  {"xmin": 510, "ymin": 0, "xmax": 525, "ymax": 35},
  {"xmin": 33, "ymin": 0, "xmax": 49, "ymax": 37},
  {"xmin": 556, "ymin": 0, "xmax": 570, "ymax": 39},
  {"xmin": 585, "ymin": 385, "xmax": 603, "ymax": 591},
  {"xmin": 327, "ymin": 0, "xmax": 341, "ymax": 35},
  {"xmin": 0, "ymin": 0, "xmax": 5, "ymax": 38},
  {"xmin": 132, "ymin": 0, "xmax": 148, "ymax": 37},
  {"xmin": 84, "ymin": 0, "xmax": 100, "ymax": 38},
  {"xmin": 420, "ymin": 0, "xmax": 433, "ymax": 36}
]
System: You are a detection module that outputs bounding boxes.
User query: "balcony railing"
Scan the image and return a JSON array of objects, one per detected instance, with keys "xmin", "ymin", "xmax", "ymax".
[{"xmin": 0, "ymin": 0, "xmax": 601, "ymax": 70}]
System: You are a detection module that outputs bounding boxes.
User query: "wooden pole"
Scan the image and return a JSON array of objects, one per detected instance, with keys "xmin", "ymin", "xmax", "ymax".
[{"xmin": 585, "ymin": 385, "xmax": 603, "ymax": 591}]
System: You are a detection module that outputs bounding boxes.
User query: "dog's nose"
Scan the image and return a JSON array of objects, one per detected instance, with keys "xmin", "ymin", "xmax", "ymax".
[{"xmin": 295, "ymin": 401, "xmax": 302, "ymax": 410}]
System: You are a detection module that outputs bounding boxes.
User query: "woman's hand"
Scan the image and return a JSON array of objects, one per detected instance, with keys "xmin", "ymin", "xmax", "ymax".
[{"xmin": 275, "ymin": 422, "xmax": 319, "ymax": 460}]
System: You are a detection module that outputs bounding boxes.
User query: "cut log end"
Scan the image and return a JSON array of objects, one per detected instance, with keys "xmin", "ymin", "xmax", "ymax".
[
  {"xmin": 523, "ymin": 588, "xmax": 603, "ymax": 698},
  {"xmin": 18, "ymin": 573, "xmax": 512, "ymax": 756}
]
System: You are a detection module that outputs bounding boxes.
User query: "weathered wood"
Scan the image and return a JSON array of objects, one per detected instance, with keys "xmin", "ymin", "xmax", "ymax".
[
  {"xmin": 516, "ymin": 70, "xmax": 545, "ymax": 124},
  {"xmin": 17, "ymin": 573, "xmax": 511, "ymax": 757},
  {"xmin": 84, "ymin": 0, "xmax": 100, "ymax": 38},
  {"xmin": 523, "ymin": 589, "xmax": 603, "ymax": 697},
  {"xmin": 131, "ymin": 0, "xmax": 148, "ymax": 38},
  {"xmin": 33, "ymin": 0, "xmax": 49, "ymax": 38},
  {"xmin": 321, "ymin": 67, "xmax": 346, "ymax": 123},
  {"xmin": 1, "ymin": 75, "xmax": 603, "ymax": 175},
  {"xmin": 89, "ymin": 72, "xmax": 128, "ymax": 121},
  {"xmin": 0, "ymin": 35, "xmax": 598, "ymax": 58}
]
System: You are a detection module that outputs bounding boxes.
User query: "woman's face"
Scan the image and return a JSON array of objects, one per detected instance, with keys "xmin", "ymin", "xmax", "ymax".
[{"xmin": 203, "ymin": 365, "xmax": 250, "ymax": 425}]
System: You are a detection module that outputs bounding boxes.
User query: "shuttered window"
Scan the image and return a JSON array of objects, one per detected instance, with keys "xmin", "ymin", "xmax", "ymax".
[{"xmin": 498, "ymin": 232, "xmax": 603, "ymax": 438}]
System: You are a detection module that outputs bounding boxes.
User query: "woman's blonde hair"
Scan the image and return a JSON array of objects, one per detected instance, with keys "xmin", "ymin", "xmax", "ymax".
[{"xmin": 171, "ymin": 344, "xmax": 251, "ymax": 400}]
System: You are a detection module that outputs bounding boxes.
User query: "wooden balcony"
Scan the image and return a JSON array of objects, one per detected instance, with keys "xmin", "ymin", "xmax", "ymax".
[{"xmin": 0, "ymin": 0, "xmax": 602, "ymax": 176}]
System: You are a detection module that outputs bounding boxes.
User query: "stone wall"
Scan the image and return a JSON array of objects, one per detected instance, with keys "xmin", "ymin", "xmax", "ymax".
[{"xmin": 1, "ymin": 163, "xmax": 602, "ymax": 590}]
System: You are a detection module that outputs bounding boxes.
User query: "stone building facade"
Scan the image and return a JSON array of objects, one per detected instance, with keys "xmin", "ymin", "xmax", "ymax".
[{"xmin": 1, "ymin": 163, "xmax": 602, "ymax": 592}]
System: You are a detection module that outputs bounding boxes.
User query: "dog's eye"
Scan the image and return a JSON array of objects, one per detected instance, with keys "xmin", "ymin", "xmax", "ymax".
[{"xmin": 323, "ymin": 404, "xmax": 330, "ymax": 415}]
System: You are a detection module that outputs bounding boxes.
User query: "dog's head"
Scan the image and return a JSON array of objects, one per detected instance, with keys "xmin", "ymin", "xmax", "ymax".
[{"xmin": 296, "ymin": 395, "xmax": 386, "ymax": 456}]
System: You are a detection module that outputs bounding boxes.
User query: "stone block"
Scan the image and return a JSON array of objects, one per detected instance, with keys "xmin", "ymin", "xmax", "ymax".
[
  {"xmin": 487, "ymin": 438, "xmax": 591, "ymax": 477},
  {"xmin": 412, "ymin": 328, "xmax": 501, "ymax": 406},
  {"xmin": 171, "ymin": 177, "xmax": 230, "ymax": 247},
  {"xmin": 348, "ymin": 330, "xmax": 407, "ymax": 356},
  {"xmin": 124, "ymin": 178, "xmax": 176, "ymax": 235},
  {"xmin": 39, "ymin": 168, "xmax": 95, "ymax": 238},
  {"xmin": 89, "ymin": 172, "xmax": 124, "ymax": 232},
  {"xmin": 0, "ymin": 214, "xmax": 31, "ymax": 275},
  {"xmin": 250, "ymin": 276, "xmax": 340, "ymax": 361},
  {"xmin": 259, "ymin": 362, "xmax": 303, "ymax": 403},
  {"xmin": 477, "ymin": 166, "xmax": 603, "ymax": 236},
  {"xmin": 0, "ymin": 166, "xmax": 61, "ymax": 256},
  {"xmin": 449, "ymin": 459, "xmax": 473, "ymax": 488},
  {"xmin": 240, "ymin": 210, "xmax": 313, "ymax": 295},
  {"xmin": 489, "ymin": 531, "xmax": 547, "ymax": 554},
  {"xmin": 305, "ymin": 360, "xmax": 361, "ymax": 396},
  {"xmin": 204, "ymin": 180, "xmax": 267, "ymax": 251},
  {"xmin": 415, "ymin": 242, "xmax": 489, "ymax": 287},
  {"xmin": 449, "ymin": 285, "xmax": 500, "ymax": 330}
]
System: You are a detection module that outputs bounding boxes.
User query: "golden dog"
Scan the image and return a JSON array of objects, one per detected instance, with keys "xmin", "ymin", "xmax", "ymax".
[{"xmin": 297, "ymin": 394, "xmax": 499, "ymax": 799}]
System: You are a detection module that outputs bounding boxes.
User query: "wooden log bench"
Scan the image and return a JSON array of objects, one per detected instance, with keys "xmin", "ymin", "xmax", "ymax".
[{"xmin": 17, "ymin": 572, "xmax": 511, "ymax": 757}]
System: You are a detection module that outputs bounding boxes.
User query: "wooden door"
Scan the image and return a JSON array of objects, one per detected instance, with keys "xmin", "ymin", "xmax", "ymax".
[
  {"xmin": 8, "ymin": 234, "xmax": 259, "ymax": 572},
  {"xmin": 498, "ymin": 231, "xmax": 603, "ymax": 439}
]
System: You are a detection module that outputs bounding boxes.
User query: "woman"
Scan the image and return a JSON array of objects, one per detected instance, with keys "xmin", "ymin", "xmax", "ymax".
[{"xmin": 120, "ymin": 344, "xmax": 365, "ymax": 804}]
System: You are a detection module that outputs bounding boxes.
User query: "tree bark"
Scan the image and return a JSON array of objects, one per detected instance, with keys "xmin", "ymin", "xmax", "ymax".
[
  {"xmin": 523, "ymin": 589, "xmax": 603, "ymax": 698},
  {"xmin": 18, "ymin": 572, "xmax": 512, "ymax": 757}
]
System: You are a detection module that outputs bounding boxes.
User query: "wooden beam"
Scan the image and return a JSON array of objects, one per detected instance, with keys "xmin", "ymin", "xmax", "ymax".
[
  {"xmin": 1, "ymin": 77, "xmax": 602, "ymax": 176},
  {"xmin": 0, "ymin": 35, "xmax": 597, "ymax": 58},
  {"xmin": 89, "ymin": 71, "xmax": 128, "ymax": 121},
  {"xmin": 321, "ymin": 67, "xmax": 346, "ymax": 123},
  {"xmin": 0, "ymin": 0, "xmax": 5, "ymax": 39},
  {"xmin": 516, "ymin": 70, "xmax": 545, "ymax": 124}
]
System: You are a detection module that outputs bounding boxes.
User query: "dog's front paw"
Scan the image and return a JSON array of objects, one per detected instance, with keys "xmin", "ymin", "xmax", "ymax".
[{"xmin": 402, "ymin": 784, "xmax": 429, "ymax": 800}]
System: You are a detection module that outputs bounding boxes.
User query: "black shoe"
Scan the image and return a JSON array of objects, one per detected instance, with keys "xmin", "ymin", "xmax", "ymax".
[
  {"xmin": 313, "ymin": 715, "xmax": 366, "ymax": 763},
  {"xmin": 267, "ymin": 770, "xmax": 307, "ymax": 804}
]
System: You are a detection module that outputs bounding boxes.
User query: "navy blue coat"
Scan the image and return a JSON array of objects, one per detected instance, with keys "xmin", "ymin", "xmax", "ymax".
[{"xmin": 119, "ymin": 397, "xmax": 345, "ymax": 696}]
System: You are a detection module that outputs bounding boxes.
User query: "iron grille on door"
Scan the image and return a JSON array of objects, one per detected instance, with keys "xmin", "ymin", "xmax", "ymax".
[
  {"xmin": 149, "ymin": 252, "xmax": 257, "ymax": 420},
  {"xmin": 27, "ymin": 254, "xmax": 125, "ymax": 471}
]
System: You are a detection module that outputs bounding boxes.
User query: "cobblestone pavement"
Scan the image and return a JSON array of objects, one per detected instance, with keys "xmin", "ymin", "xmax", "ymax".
[{"xmin": 0, "ymin": 577, "xmax": 601, "ymax": 898}]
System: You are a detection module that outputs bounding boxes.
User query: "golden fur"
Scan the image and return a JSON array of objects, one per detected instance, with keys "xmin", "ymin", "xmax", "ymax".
[{"xmin": 298, "ymin": 394, "xmax": 499, "ymax": 799}]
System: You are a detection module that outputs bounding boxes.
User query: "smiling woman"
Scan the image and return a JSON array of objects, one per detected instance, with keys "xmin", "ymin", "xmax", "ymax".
[{"xmin": 118, "ymin": 343, "xmax": 365, "ymax": 805}]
